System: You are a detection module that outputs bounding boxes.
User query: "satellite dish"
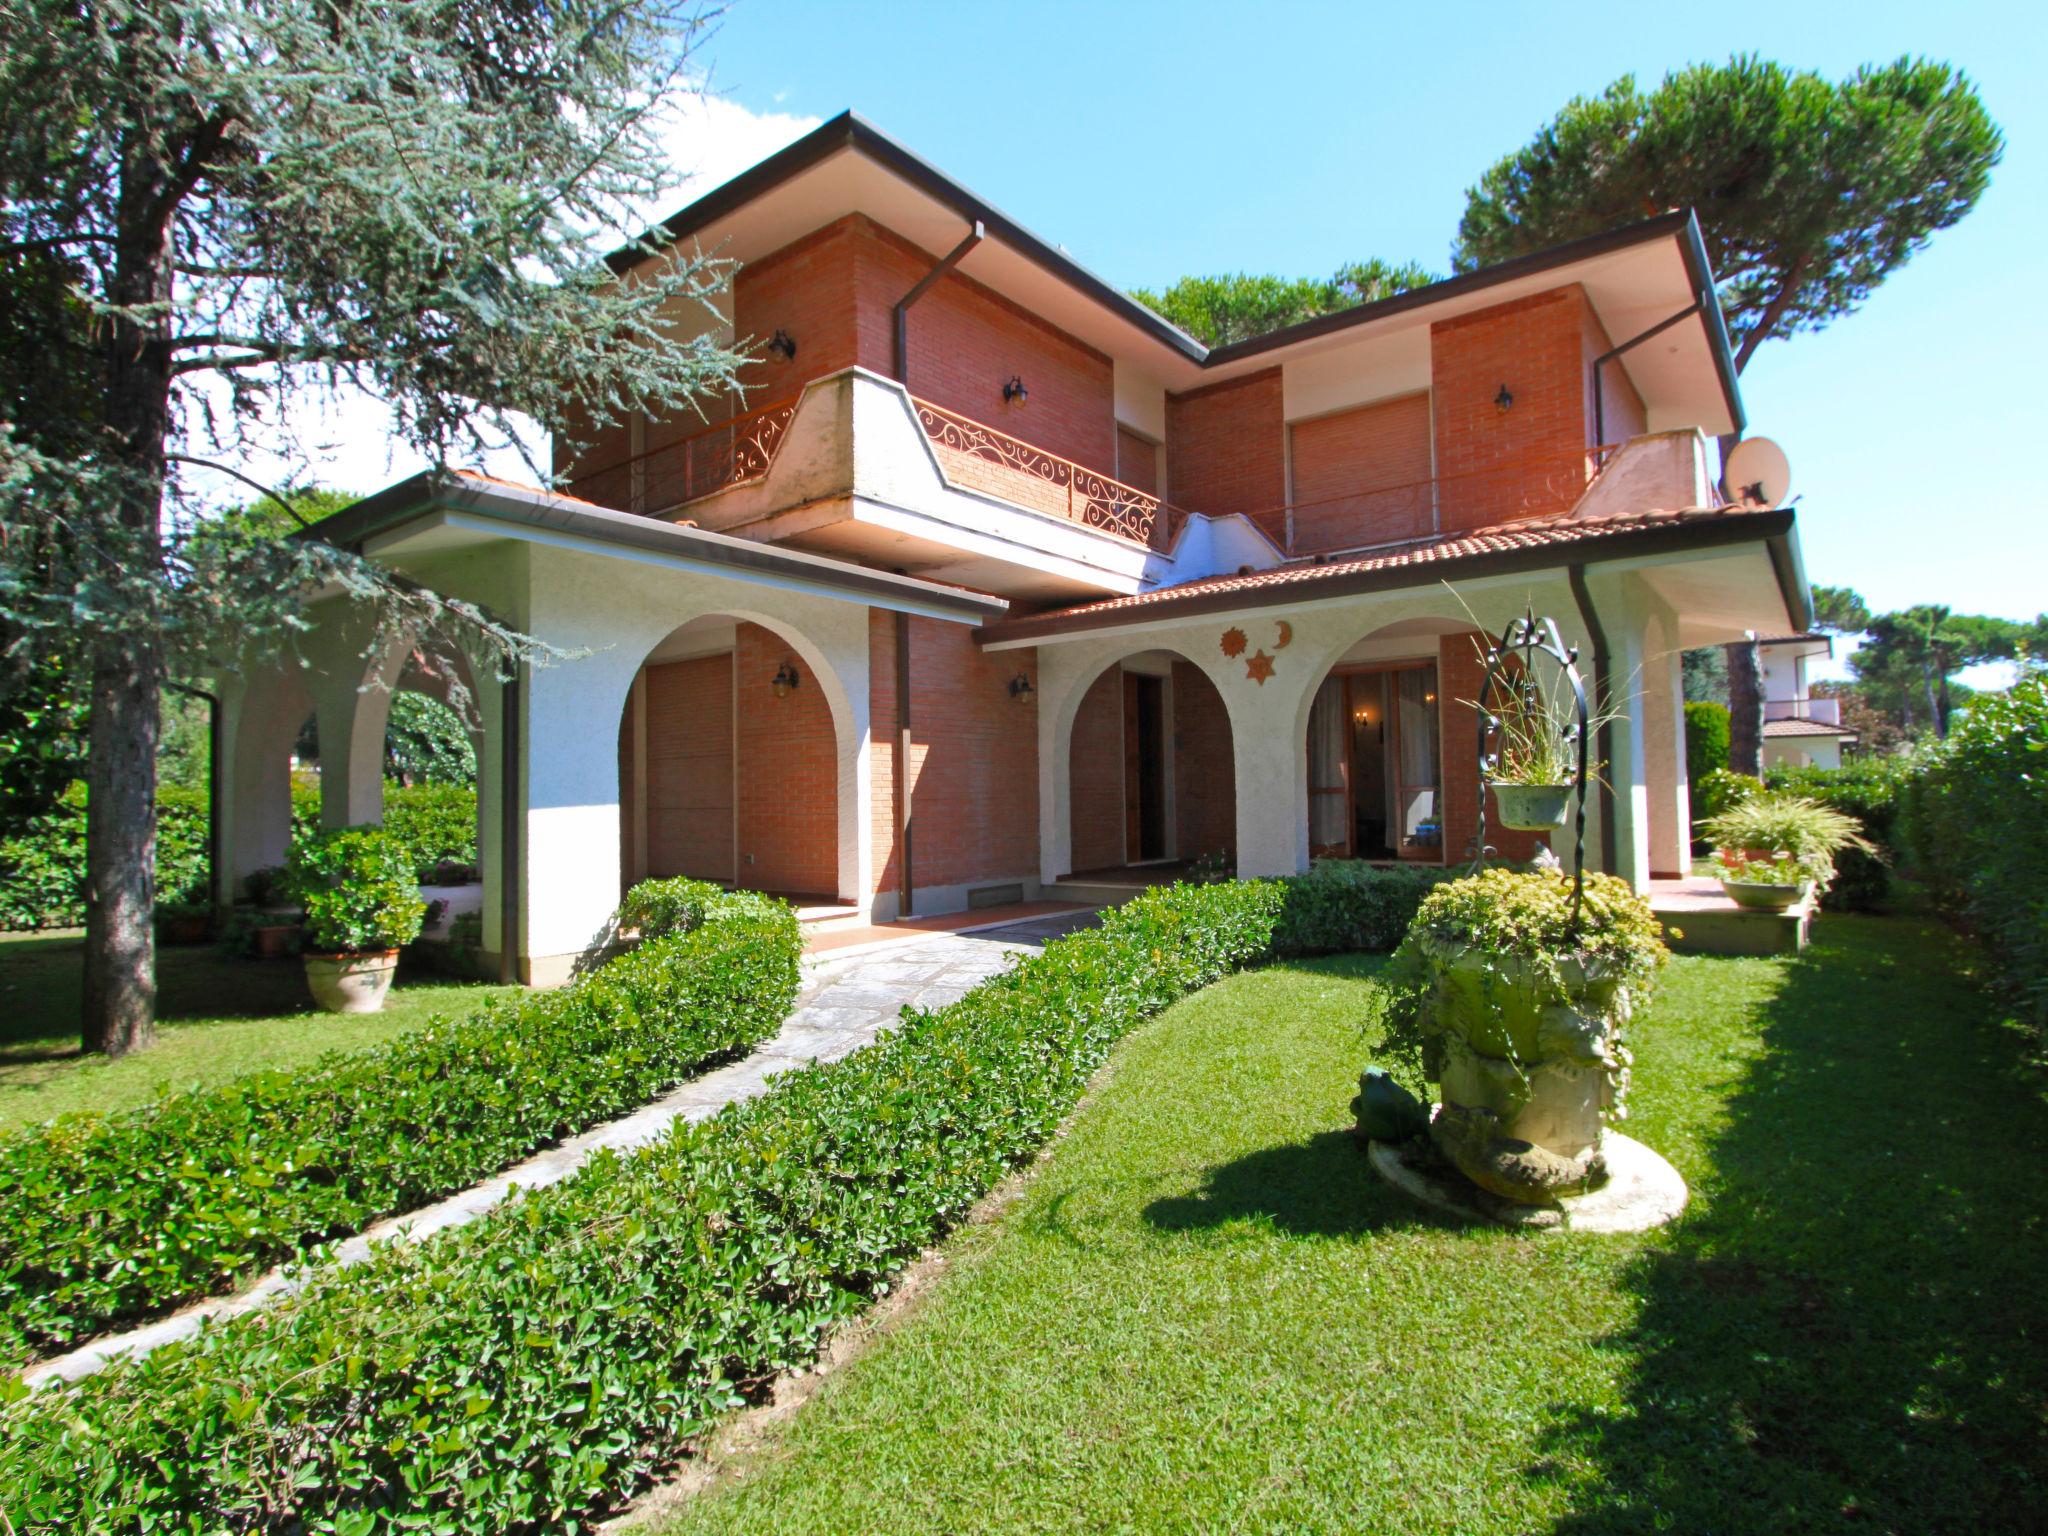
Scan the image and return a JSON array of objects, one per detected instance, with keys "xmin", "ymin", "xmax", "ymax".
[{"xmin": 1724, "ymin": 437, "xmax": 1791, "ymax": 508}]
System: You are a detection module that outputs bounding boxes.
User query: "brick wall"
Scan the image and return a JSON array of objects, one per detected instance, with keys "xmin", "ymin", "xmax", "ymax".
[
  {"xmin": 868, "ymin": 612, "xmax": 1042, "ymax": 900},
  {"xmin": 850, "ymin": 218, "xmax": 1117, "ymax": 475},
  {"xmin": 1580, "ymin": 301, "xmax": 1647, "ymax": 448},
  {"xmin": 733, "ymin": 623, "xmax": 840, "ymax": 898},
  {"xmin": 727, "ymin": 216, "xmax": 864, "ymax": 416},
  {"xmin": 1068, "ymin": 666, "xmax": 1125, "ymax": 873},
  {"xmin": 1288, "ymin": 391, "xmax": 1435, "ymax": 553},
  {"xmin": 1437, "ymin": 631, "xmax": 1544, "ymax": 866},
  {"xmin": 1430, "ymin": 286, "xmax": 1603, "ymax": 533},
  {"xmin": 1171, "ymin": 661, "xmax": 1235, "ymax": 860},
  {"xmin": 1166, "ymin": 368, "xmax": 1285, "ymax": 518},
  {"xmin": 1117, "ymin": 425, "xmax": 1160, "ymax": 494}
]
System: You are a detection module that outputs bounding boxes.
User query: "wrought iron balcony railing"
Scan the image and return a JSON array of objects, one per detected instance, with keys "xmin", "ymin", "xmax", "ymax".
[
  {"xmin": 911, "ymin": 399, "xmax": 1183, "ymax": 550},
  {"xmin": 564, "ymin": 393, "xmax": 800, "ymax": 514}
]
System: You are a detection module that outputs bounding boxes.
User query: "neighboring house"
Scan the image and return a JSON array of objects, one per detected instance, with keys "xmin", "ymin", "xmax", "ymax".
[
  {"xmin": 216, "ymin": 112, "xmax": 1812, "ymax": 983},
  {"xmin": 1758, "ymin": 633, "xmax": 1860, "ymax": 770}
]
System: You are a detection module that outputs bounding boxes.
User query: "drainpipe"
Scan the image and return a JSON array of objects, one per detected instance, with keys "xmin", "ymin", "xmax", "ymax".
[
  {"xmin": 165, "ymin": 681, "xmax": 222, "ymax": 907},
  {"xmin": 893, "ymin": 221, "xmax": 984, "ymax": 382},
  {"xmin": 894, "ymin": 610, "xmax": 914, "ymax": 917},
  {"xmin": 1566, "ymin": 564, "xmax": 1617, "ymax": 876},
  {"xmin": 1590, "ymin": 302, "xmax": 1701, "ymax": 450},
  {"xmin": 498, "ymin": 669, "xmax": 522, "ymax": 984}
]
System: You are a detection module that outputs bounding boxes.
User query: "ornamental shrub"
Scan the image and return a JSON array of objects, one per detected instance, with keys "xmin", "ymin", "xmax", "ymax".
[
  {"xmin": 0, "ymin": 782, "xmax": 209, "ymax": 931},
  {"xmin": 1690, "ymin": 766, "xmax": 1762, "ymax": 846},
  {"xmin": 1272, "ymin": 860, "xmax": 1451, "ymax": 954},
  {"xmin": 285, "ymin": 827, "xmax": 427, "ymax": 954},
  {"xmin": 380, "ymin": 781, "xmax": 478, "ymax": 880},
  {"xmin": 0, "ymin": 881, "xmax": 1283, "ymax": 1533},
  {"xmin": 1684, "ymin": 699, "xmax": 1731, "ymax": 783},
  {"xmin": 0, "ymin": 881, "xmax": 795, "ymax": 1369},
  {"xmin": 1902, "ymin": 676, "xmax": 2048, "ymax": 1031},
  {"xmin": 1763, "ymin": 759, "xmax": 1909, "ymax": 911}
]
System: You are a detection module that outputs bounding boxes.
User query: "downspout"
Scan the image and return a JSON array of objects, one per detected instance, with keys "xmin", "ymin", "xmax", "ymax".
[
  {"xmin": 887, "ymin": 222, "xmax": 981, "ymax": 917},
  {"xmin": 165, "ymin": 681, "xmax": 221, "ymax": 907},
  {"xmin": 1565, "ymin": 565, "xmax": 1617, "ymax": 876},
  {"xmin": 1590, "ymin": 302, "xmax": 1701, "ymax": 449},
  {"xmin": 893, "ymin": 221, "xmax": 984, "ymax": 384},
  {"xmin": 498, "ymin": 669, "xmax": 522, "ymax": 985}
]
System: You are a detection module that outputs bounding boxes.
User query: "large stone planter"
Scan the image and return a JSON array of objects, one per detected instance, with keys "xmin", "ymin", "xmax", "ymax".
[
  {"xmin": 304, "ymin": 950, "xmax": 400, "ymax": 1014},
  {"xmin": 1718, "ymin": 877, "xmax": 1811, "ymax": 912},
  {"xmin": 1417, "ymin": 945, "xmax": 1634, "ymax": 1204}
]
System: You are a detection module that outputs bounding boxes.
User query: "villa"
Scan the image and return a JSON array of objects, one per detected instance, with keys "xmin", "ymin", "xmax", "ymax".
[{"xmin": 216, "ymin": 111, "xmax": 1811, "ymax": 983}]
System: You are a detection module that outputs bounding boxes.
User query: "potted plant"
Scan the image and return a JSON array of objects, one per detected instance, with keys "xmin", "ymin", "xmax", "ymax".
[
  {"xmin": 284, "ymin": 827, "xmax": 427, "ymax": 1013},
  {"xmin": 1698, "ymin": 793, "xmax": 1875, "ymax": 913},
  {"xmin": 241, "ymin": 864, "xmax": 300, "ymax": 957},
  {"xmin": 154, "ymin": 898, "xmax": 214, "ymax": 946},
  {"xmin": 1481, "ymin": 675, "xmax": 1586, "ymax": 833},
  {"xmin": 1378, "ymin": 868, "xmax": 1669, "ymax": 1204}
]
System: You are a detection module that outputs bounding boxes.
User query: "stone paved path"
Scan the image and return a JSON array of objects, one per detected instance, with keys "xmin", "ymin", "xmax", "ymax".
[{"xmin": 24, "ymin": 909, "xmax": 1099, "ymax": 1390}]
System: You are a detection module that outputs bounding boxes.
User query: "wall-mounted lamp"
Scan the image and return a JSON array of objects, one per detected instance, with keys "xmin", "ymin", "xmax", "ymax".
[
  {"xmin": 1424, "ymin": 691, "xmax": 1437, "ymax": 705},
  {"xmin": 1002, "ymin": 375, "xmax": 1030, "ymax": 405},
  {"xmin": 767, "ymin": 328, "xmax": 798, "ymax": 361},
  {"xmin": 1494, "ymin": 383, "xmax": 1514, "ymax": 412},
  {"xmin": 1008, "ymin": 673, "xmax": 1036, "ymax": 704},
  {"xmin": 771, "ymin": 660, "xmax": 801, "ymax": 699}
]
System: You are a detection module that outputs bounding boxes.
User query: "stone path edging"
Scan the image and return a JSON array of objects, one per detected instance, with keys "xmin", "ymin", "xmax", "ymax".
[{"xmin": 23, "ymin": 911, "xmax": 1096, "ymax": 1391}]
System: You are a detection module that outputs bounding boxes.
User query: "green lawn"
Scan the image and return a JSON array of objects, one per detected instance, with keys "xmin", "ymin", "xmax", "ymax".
[
  {"xmin": 651, "ymin": 915, "xmax": 2048, "ymax": 1535},
  {"xmin": 0, "ymin": 933, "xmax": 522, "ymax": 1132}
]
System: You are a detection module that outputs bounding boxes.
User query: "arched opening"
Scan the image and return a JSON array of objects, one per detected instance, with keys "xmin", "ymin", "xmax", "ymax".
[
  {"xmin": 1299, "ymin": 614, "xmax": 1547, "ymax": 868},
  {"xmin": 1063, "ymin": 649, "xmax": 1235, "ymax": 883},
  {"xmin": 617, "ymin": 612, "xmax": 851, "ymax": 908}
]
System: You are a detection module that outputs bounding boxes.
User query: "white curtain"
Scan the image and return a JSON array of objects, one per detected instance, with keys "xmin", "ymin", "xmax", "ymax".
[{"xmin": 1308, "ymin": 677, "xmax": 1347, "ymax": 849}]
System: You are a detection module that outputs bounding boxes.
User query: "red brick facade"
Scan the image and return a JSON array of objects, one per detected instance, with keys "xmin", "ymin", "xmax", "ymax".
[
  {"xmin": 1288, "ymin": 392, "xmax": 1435, "ymax": 553},
  {"xmin": 868, "ymin": 614, "xmax": 1041, "ymax": 902},
  {"xmin": 734, "ymin": 623, "xmax": 839, "ymax": 898},
  {"xmin": 1172, "ymin": 661, "xmax": 1235, "ymax": 860},
  {"xmin": 1067, "ymin": 666, "xmax": 1125, "ymax": 873},
  {"xmin": 1429, "ymin": 284, "xmax": 1644, "ymax": 534},
  {"xmin": 1165, "ymin": 368, "xmax": 1285, "ymax": 519}
]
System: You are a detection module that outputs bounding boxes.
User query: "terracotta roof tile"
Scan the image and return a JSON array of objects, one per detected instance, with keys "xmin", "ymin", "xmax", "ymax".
[
  {"xmin": 1763, "ymin": 717, "xmax": 1857, "ymax": 738},
  {"xmin": 1011, "ymin": 502, "xmax": 1784, "ymax": 627}
]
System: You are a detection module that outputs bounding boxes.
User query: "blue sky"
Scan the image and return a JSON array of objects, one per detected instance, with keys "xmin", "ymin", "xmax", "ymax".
[{"xmin": 693, "ymin": 0, "xmax": 2045, "ymax": 630}]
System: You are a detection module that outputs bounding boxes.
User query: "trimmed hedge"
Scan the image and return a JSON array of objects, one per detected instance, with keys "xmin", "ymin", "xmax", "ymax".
[
  {"xmin": 0, "ymin": 782, "xmax": 209, "ymax": 931},
  {"xmin": 0, "ymin": 879, "xmax": 797, "ymax": 1370},
  {"xmin": 295, "ymin": 779, "xmax": 479, "ymax": 882},
  {"xmin": 1684, "ymin": 699, "xmax": 1731, "ymax": 783},
  {"xmin": 1763, "ymin": 759, "xmax": 1907, "ymax": 912},
  {"xmin": 1903, "ymin": 677, "xmax": 2048, "ymax": 1030},
  {"xmin": 1273, "ymin": 859, "xmax": 1451, "ymax": 954},
  {"xmin": 0, "ymin": 880, "xmax": 1285, "ymax": 1534}
]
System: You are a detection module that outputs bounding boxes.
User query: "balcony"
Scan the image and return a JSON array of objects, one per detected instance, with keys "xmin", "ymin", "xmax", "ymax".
[
  {"xmin": 561, "ymin": 369, "xmax": 1254, "ymax": 603},
  {"xmin": 1766, "ymin": 697, "xmax": 1843, "ymax": 726}
]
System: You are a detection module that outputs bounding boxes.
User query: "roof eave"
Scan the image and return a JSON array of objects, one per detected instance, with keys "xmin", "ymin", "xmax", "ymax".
[{"xmin": 975, "ymin": 509, "xmax": 1798, "ymax": 645}]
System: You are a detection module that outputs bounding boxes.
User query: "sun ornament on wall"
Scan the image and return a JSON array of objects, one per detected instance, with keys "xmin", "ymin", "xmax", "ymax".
[
  {"xmin": 1245, "ymin": 650, "xmax": 1276, "ymax": 685},
  {"xmin": 1219, "ymin": 626, "xmax": 1248, "ymax": 659}
]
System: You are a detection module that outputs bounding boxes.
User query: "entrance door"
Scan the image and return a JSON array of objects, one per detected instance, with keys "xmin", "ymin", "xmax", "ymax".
[
  {"xmin": 643, "ymin": 654, "xmax": 735, "ymax": 883},
  {"xmin": 1123, "ymin": 671, "xmax": 1168, "ymax": 863},
  {"xmin": 1307, "ymin": 662, "xmax": 1443, "ymax": 863}
]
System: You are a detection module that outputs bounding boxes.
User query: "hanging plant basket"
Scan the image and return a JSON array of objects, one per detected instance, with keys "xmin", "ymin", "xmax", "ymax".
[{"xmin": 1489, "ymin": 782, "xmax": 1574, "ymax": 832}]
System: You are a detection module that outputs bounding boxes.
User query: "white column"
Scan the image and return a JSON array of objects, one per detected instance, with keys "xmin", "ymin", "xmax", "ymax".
[
  {"xmin": 1641, "ymin": 602, "xmax": 1690, "ymax": 878},
  {"xmin": 215, "ymin": 661, "xmax": 311, "ymax": 902}
]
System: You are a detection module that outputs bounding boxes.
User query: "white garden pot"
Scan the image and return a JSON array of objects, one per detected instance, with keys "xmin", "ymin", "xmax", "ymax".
[{"xmin": 304, "ymin": 950, "xmax": 400, "ymax": 1014}]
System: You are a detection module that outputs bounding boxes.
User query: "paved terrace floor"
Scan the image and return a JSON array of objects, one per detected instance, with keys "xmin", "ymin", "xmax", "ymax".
[{"xmin": 25, "ymin": 906, "xmax": 1102, "ymax": 1390}]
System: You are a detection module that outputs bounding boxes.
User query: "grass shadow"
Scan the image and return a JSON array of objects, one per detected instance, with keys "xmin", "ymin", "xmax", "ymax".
[
  {"xmin": 1540, "ymin": 916, "xmax": 2048, "ymax": 1533},
  {"xmin": 1141, "ymin": 1128, "xmax": 1440, "ymax": 1239}
]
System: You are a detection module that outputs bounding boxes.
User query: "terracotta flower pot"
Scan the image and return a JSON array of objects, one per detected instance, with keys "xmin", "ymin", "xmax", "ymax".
[
  {"xmin": 254, "ymin": 923, "xmax": 298, "ymax": 959},
  {"xmin": 304, "ymin": 950, "xmax": 401, "ymax": 1013},
  {"xmin": 1490, "ymin": 782, "xmax": 1574, "ymax": 832}
]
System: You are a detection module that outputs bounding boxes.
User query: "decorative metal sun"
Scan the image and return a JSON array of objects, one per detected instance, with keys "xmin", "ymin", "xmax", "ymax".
[{"xmin": 1219, "ymin": 626, "xmax": 1248, "ymax": 659}]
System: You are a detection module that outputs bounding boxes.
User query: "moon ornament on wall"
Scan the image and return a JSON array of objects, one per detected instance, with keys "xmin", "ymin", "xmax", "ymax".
[{"xmin": 1273, "ymin": 620, "xmax": 1293, "ymax": 650}]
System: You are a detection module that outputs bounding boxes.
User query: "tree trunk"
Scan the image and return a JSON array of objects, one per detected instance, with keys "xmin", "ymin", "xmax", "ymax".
[
  {"xmin": 82, "ymin": 137, "xmax": 177, "ymax": 1056},
  {"xmin": 1726, "ymin": 640, "xmax": 1764, "ymax": 778},
  {"xmin": 82, "ymin": 638, "xmax": 161, "ymax": 1055}
]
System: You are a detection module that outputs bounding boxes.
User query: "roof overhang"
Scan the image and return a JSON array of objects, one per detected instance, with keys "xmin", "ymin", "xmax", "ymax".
[
  {"xmin": 612, "ymin": 112, "xmax": 1742, "ymax": 432},
  {"xmin": 977, "ymin": 508, "xmax": 1804, "ymax": 648},
  {"xmin": 298, "ymin": 472, "xmax": 1009, "ymax": 626}
]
